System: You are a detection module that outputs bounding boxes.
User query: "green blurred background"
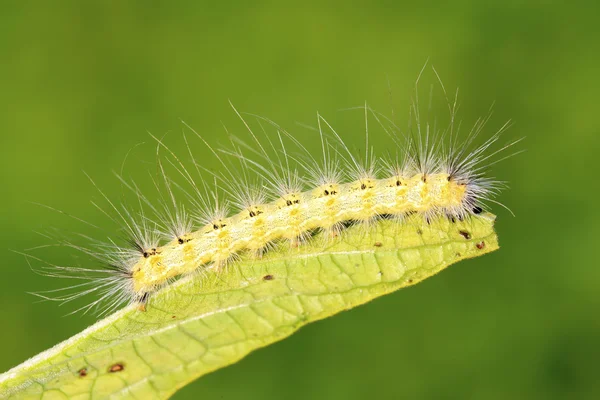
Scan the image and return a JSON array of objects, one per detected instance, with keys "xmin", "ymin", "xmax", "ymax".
[{"xmin": 1, "ymin": 1, "xmax": 599, "ymax": 399}]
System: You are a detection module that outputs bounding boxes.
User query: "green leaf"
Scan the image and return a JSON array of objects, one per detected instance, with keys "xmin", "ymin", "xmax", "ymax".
[{"xmin": 0, "ymin": 214, "xmax": 498, "ymax": 399}]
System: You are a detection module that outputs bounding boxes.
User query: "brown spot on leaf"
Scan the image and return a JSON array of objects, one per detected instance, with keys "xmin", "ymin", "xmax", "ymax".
[
  {"xmin": 374, "ymin": 242, "xmax": 383, "ymax": 247},
  {"xmin": 109, "ymin": 363, "xmax": 124, "ymax": 373},
  {"xmin": 476, "ymin": 241, "xmax": 485, "ymax": 250},
  {"xmin": 459, "ymin": 230, "xmax": 471, "ymax": 240},
  {"xmin": 263, "ymin": 274, "xmax": 274, "ymax": 281},
  {"xmin": 78, "ymin": 368, "xmax": 87, "ymax": 377}
]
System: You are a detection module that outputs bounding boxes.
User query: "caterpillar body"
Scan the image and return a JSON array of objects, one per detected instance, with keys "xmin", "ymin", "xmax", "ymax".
[
  {"xmin": 31, "ymin": 71, "xmax": 518, "ymax": 315},
  {"xmin": 133, "ymin": 173, "xmax": 467, "ymax": 295}
]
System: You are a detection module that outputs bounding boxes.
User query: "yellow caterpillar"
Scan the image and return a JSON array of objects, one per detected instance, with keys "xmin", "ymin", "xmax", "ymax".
[
  {"xmin": 132, "ymin": 173, "xmax": 466, "ymax": 296},
  {"xmin": 29, "ymin": 73, "xmax": 519, "ymax": 315}
]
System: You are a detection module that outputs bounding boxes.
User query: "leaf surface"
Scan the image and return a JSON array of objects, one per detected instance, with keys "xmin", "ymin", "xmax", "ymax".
[{"xmin": 0, "ymin": 214, "xmax": 498, "ymax": 399}]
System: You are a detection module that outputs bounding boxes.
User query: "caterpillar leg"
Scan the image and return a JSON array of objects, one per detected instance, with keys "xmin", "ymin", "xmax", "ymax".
[{"xmin": 136, "ymin": 292, "xmax": 149, "ymax": 312}]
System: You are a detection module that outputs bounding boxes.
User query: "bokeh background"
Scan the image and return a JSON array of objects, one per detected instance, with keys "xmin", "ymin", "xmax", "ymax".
[{"xmin": 1, "ymin": 1, "xmax": 599, "ymax": 399}]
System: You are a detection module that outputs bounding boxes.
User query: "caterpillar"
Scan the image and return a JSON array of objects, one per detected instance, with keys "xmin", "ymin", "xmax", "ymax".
[{"xmin": 29, "ymin": 69, "xmax": 520, "ymax": 316}]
